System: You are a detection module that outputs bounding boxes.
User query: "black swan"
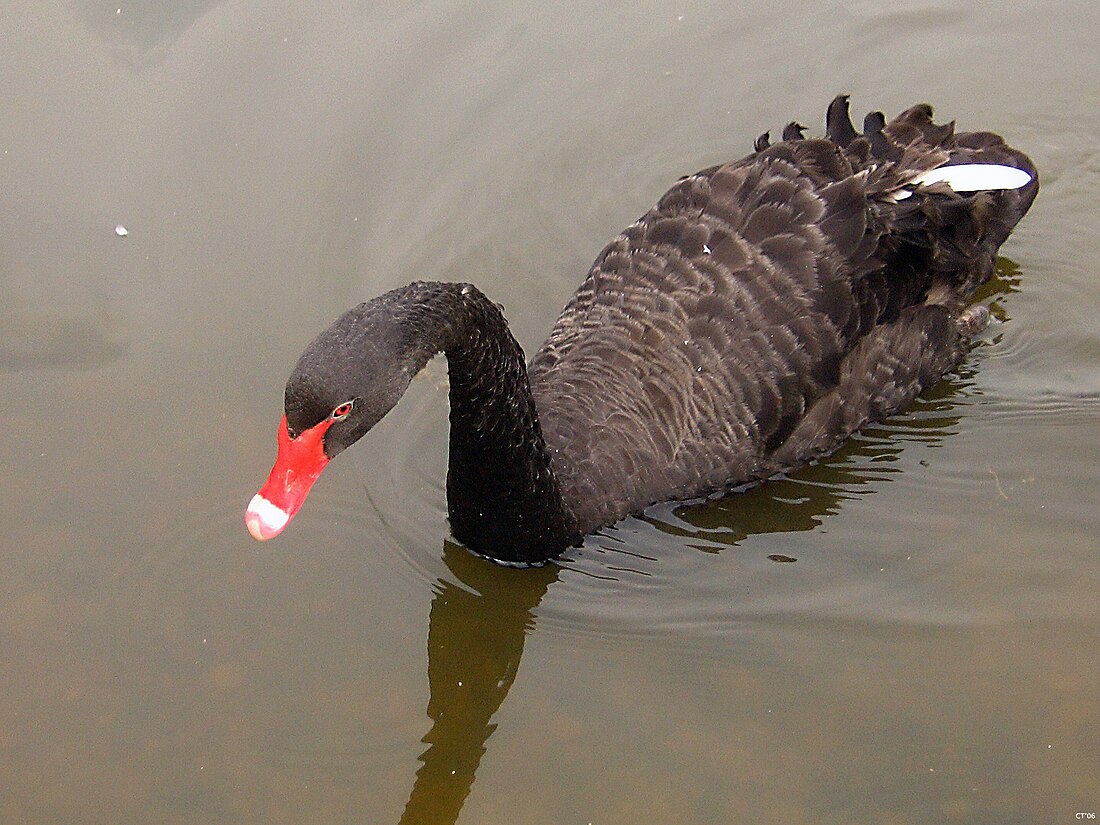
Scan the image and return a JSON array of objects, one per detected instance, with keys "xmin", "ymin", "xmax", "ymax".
[{"xmin": 246, "ymin": 96, "xmax": 1037, "ymax": 565}]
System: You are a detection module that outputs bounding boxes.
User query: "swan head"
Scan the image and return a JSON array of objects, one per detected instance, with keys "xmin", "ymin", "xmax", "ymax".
[{"xmin": 246, "ymin": 299, "xmax": 417, "ymax": 541}]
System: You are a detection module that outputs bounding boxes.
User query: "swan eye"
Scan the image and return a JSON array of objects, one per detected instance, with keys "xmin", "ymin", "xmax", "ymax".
[{"xmin": 331, "ymin": 401, "xmax": 354, "ymax": 421}]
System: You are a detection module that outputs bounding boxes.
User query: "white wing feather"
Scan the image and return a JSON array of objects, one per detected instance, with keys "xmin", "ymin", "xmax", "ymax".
[{"xmin": 893, "ymin": 163, "xmax": 1033, "ymax": 201}]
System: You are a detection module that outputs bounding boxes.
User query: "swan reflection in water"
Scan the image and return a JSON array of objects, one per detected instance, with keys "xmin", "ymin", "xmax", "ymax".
[{"xmin": 397, "ymin": 543, "xmax": 557, "ymax": 825}]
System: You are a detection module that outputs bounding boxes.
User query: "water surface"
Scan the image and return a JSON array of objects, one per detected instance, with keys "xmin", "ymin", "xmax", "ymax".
[{"xmin": 1, "ymin": 2, "xmax": 1098, "ymax": 823}]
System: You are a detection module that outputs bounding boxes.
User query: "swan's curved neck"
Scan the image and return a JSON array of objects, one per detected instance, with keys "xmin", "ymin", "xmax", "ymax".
[{"xmin": 397, "ymin": 282, "xmax": 579, "ymax": 564}]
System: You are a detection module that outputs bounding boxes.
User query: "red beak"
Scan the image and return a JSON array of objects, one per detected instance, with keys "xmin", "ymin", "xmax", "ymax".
[{"xmin": 246, "ymin": 416, "xmax": 331, "ymax": 540}]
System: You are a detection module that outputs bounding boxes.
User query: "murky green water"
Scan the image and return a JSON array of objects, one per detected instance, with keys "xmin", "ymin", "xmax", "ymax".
[{"xmin": 2, "ymin": 2, "xmax": 1097, "ymax": 823}]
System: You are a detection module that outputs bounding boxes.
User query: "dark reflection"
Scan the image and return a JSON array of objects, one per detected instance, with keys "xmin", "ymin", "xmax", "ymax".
[
  {"xmin": 642, "ymin": 393, "xmax": 967, "ymax": 549},
  {"xmin": 73, "ymin": 0, "xmax": 226, "ymax": 66},
  {"xmin": 399, "ymin": 543, "xmax": 557, "ymax": 825},
  {"xmin": 0, "ymin": 308, "xmax": 128, "ymax": 371},
  {"xmin": 397, "ymin": 258, "xmax": 1022, "ymax": 821},
  {"xmin": 975, "ymin": 256, "xmax": 1022, "ymax": 319},
  {"xmin": 0, "ymin": 259, "xmax": 128, "ymax": 372}
]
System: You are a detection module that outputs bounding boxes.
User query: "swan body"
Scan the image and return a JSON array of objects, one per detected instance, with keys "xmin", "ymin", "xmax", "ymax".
[{"xmin": 247, "ymin": 96, "xmax": 1037, "ymax": 564}]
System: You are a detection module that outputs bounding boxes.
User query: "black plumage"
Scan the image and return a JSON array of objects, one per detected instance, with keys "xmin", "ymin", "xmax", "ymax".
[{"xmin": 278, "ymin": 96, "xmax": 1038, "ymax": 565}]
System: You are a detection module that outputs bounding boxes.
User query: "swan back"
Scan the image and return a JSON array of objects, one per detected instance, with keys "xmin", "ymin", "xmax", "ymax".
[{"xmin": 528, "ymin": 98, "xmax": 1037, "ymax": 532}]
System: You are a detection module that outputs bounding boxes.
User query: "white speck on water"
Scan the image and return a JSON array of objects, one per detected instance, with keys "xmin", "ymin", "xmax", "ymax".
[
  {"xmin": 116, "ymin": 7, "xmax": 121, "ymax": 14},
  {"xmin": 114, "ymin": 224, "xmax": 128, "ymax": 237},
  {"xmin": 677, "ymin": 15, "xmax": 684, "ymax": 21}
]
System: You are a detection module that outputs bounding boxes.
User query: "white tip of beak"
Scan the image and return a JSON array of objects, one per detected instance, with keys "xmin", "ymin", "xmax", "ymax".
[{"xmin": 245, "ymin": 494, "xmax": 290, "ymax": 541}]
